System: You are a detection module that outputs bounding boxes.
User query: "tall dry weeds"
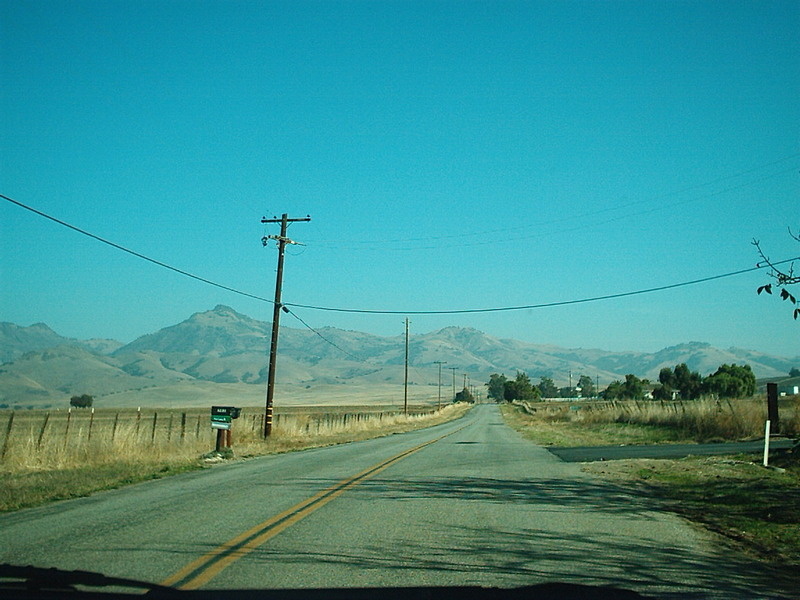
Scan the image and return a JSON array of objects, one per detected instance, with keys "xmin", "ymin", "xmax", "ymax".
[
  {"xmin": 0, "ymin": 405, "xmax": 466, "ymax": 474},
  {"xmin": 518, "ymin": 396, "xmax": 799, "ymax": 442}
]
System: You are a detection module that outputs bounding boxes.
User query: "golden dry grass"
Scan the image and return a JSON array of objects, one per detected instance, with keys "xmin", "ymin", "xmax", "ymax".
[
  {"xmin": 507, "ymin": 396, "xmax": 800, "ymax": 445},
  {"xmin": 0, "ymin": 403, "xmax": 471, "ymax": 511}
]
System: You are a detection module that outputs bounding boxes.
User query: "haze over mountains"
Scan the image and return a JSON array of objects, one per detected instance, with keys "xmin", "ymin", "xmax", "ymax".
[{"xmin": 1, "ymin": 305, "xmax": 797, "ymax": 408}]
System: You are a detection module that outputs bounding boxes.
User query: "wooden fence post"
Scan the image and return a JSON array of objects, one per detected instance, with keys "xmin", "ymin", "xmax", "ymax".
[
  {"xmin": 64, "ymin": 408, "xmax": 72, "ymax": 450},
  {"xmin": 151, "ymin": 412, "xmax": 158, "ymax": 444},
  {"xmin": 36, "ymin": 413, "xmax": 50, "ymax": 449},
  {"xmin": 1, "ymin": 412, "xmax": 14, "ymax": 459},
  {"xmin": 180, "ymin": 413, "xmax": 187, "ymax": 441},
  {"xmin": 87, "ymin": 407, "xmax": 95, "ymax": 442}
]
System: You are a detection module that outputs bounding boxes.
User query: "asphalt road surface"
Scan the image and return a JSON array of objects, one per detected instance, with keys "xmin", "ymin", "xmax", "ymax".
[{"xmin": 1, "ymin": 404, "xmax": 794, "ymax": 599}]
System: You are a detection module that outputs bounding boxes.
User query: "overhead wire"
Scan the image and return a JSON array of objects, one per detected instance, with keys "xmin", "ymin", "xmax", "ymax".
[
  {"xmin": 284, "ymin": 258, "xmax": 800, "ymax": 315},
  {"xmin": 282, "ymin": 306, "xmax": 370, "ymax": 364},
  {"xmin": 3, "ymin": 192, "xmax": 797, "ymax": 318},
  {"xmin": 1, "ymin": 193, "xmax": 275, "ymax": 305}
]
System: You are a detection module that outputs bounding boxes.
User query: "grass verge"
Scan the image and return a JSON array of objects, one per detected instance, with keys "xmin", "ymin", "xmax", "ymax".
[
  {"xmin": 500, "ymin": 402, "xmax": 692, "ymax": 446},
  {"xmin": 582, "ymin": 455, "xmax": 800, "ymax": 568},
  {"xmin": 0, "ymin": 461, "xmax": 199, "ymax": 512},
  {"xmin": 0, "ymin": 403, "xmax": 471, "ymax": 513}
]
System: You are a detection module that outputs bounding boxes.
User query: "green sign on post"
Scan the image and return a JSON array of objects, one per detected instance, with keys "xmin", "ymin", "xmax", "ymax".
[
  {"xmin": 211, "ymin": 415, "xmax": 232, "ymax": 430},
  {"xmin": 211, "ymin": 406, "xmax": 240, "ymax": 430}
]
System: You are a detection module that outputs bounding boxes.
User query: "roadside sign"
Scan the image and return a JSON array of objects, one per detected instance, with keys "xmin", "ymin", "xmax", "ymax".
[
  {"xmin": 210, "ymin": 406, "xmax": 240, "ymax": 431},
  {"xmin": 211, "ymin": 415, "xmax": 232, "ymax": 430}
]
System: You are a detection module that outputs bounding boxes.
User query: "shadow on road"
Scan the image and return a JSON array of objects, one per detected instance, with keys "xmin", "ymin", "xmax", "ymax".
[{"xmin": 236, "ymin": 521, "xmax": 793, "ymax": 600}]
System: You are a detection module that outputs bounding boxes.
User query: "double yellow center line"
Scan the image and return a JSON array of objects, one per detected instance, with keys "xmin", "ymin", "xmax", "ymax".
[{"xmin": 161, "ymin": 427, "xmax": 461, "ymax": 589}]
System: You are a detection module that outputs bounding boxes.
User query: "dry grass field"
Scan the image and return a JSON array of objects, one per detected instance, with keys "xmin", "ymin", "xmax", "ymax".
[
  {"xmin": 0, "ymin": 403, "xmax": 471, "ymax": 512},
  {"xmin": 504, "ymin": 396, "xmax": 800, "ymax": 446},
  {"xmin": 50, "ymin": 381, "xmax": 447, "ymax": 410}
]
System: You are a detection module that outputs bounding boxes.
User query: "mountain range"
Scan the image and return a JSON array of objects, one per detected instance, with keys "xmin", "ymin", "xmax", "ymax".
[{"xmin": 1, "ymin": 305, "xmax": 797, "ymax": 408}]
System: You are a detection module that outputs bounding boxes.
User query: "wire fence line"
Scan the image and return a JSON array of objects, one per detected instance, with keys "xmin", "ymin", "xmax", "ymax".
[{"xmin": 0, "ymin": 406, "xmax": 439, "ymax": 464}]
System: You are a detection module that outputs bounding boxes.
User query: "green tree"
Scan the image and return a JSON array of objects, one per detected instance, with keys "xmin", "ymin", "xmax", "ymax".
[
  {"xmin": 790, "ymin": 367, "xmax": 800, "ymax": 377},
  {"xmin": 69, "ymin": 394, "xmax": 93, "ymax": 408},
  {"xmin": 704, "ymin": 364, "xmax": 756, "ymax": 398},
  {"xmin": 652, "ymin": 367, "xmax": 676, "ymax": 401},
  {"xmin": 485, "ymin": 373, "xmax": 507, "ymax": 402},
  {"xmin": 577, "ymin": 375, "xmax": 595, "ymax": 398},
  {"xmin": 537, "ymin": 376, "xmax": 559, "ymax": 398},
  {"xmin": 602, "ymin": 375, "xmax": 645, "ymax": 400},
  {"xmin": 454, "ymin": 387, "xmax": 475, "ymax": 403},
  {"xmin": 622, "ymin": 374, "xmax": 645, "ymax": 400},
  {"xmin": 504, "ymin": 371, "xmax": 540, "ymax": 401},
  {"xmin": 602, "ymin": 380, "xmax": 623, "ymax": 400},
  {"xmin": 673, "ymin": 363, "xmax": 703, "ymax": 400}
]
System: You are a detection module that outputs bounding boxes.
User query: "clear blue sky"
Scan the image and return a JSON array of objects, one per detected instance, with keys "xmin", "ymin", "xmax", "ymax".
[{"xmin": 2, "ymin": 0, "xmax": 798, "ymax": 358}]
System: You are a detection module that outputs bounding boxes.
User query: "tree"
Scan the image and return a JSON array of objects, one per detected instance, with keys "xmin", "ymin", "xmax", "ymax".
[
  {"xmin": 602, "ymin": 380, "xmax": 623, "ymax": 400},
  {"xmin": 790, "ymin": 367, "xmax": 800, "ymax": 377},
  {"xmin": 673, "ymin": 363, "xmax": 703, "ymax": 400},
  {"xmin": 652, "ymin": 367, "xmax": 676, "ymax": 401},
  {"xmin": 70, "ymin": 394, "xmax": 93, "ymax": 408},
  {"xmin": 577, "ymin": 375, "xmax": 595, "ymax": 398},
  {"xmin": 603, "ymin": 374, "xmax": 645, "ymax": 400},
  {"xmin": 504, "ymin": 371, "xmax": 540, "ymax": 401},
  {"xmin": 753, "ymin": 233, "xmax": 799, "ymax": 319},
  {"xmin": 485, "ymin": 373, "xmax": 507, "ymax": 402},
  {"xmin": 704, "ymin": 364, "xmax": 756, "ymax": 398},
  {"xmin": 537, "ymin": 376, "xmax": 559, "ymax": 398},
  {"xmin": 454, "ymin": 387, "xmax": 475, "ymax": 403},
  {"xmin": 622, "ymin": 374, "xmax": 644, "ymax": 400}
]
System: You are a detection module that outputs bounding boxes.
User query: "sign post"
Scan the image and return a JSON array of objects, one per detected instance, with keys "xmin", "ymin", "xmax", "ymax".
[{"xmin": 766, "ymin": 383, "xmax": 779, "ymax": 432}]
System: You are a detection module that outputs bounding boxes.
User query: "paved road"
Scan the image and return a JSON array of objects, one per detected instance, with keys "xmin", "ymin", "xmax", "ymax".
[
  {"xmin": 548, "ymin": 439, "xmax": 795, "ymax": 462},
  {"xmin": 0, "ymin": 405, "xmax": 793, "ymax": 598}
]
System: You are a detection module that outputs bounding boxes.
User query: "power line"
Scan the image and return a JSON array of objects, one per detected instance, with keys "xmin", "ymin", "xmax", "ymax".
[
  {"xmin": 284, "ymin": 258, "xmax": 799, "ymax": 315},
  {"xmin": 4, "ymin": 193, "xmax": 797, "ymax": 318},
  {"xmin": 283, "ymin": 306, "xmax": 369, "ymax": 364},
  {"xmin": 2, "ymin": 193, "xmax": 276, "ymax": 305}
]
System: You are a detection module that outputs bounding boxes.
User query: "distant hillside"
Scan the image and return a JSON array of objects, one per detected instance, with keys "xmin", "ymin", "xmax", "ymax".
[
  {"xmin": 1, "ymin": 305, "xmax": 797, "ymax": 408},
  {"xmin": 0, "ymin": 322, "xmax": 123, "ymax": 364}
]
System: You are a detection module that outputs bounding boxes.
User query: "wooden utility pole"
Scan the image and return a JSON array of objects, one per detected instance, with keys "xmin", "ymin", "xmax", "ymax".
[
  {"xmin": 261, "ymin": 213, "xmax": 310, "ymax": 437},
  {"xmin": 403, "ymin": 318, "xmax": 409, "ymax": 415},
  {"xmin": 434, "ymin": 361, "xmax": 447, "ymax": 411},
  {"xmin": 447, "ymin": 367, "xmax": 457, "ymax": 402}
]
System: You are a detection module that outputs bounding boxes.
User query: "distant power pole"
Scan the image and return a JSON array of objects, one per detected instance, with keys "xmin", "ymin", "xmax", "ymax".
[
  {"xmin": 261, "ymin": 213, "xmax": 311, "ymax": 437},
  {"xmin": 448, "ymin": 367, "xmax": 457, "ymax": 402},
  {"xmin": 433, "ymin": 361, "xmax": 447, "ymax": 411},
  {"xmin": 403, "ymin": 318, "xmax": 410, "ymax": 415}
]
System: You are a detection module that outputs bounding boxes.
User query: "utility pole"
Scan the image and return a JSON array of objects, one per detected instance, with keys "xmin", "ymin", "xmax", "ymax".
[
  {"xmin": 448, "ymin": 367, "xmax": 457, "ymax": 402},
  {"xmin": 403, "ymin": 318, "xmax": 409, "ymax": 415},
  {"xmin": 433, "ymin": 361, "xmax": 447, "ymax": 411},
  {"xmin": 261, "ymin": 213, "xmax": 311, "ymax": 437}
]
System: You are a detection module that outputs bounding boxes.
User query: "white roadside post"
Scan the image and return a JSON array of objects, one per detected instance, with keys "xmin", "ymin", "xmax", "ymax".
[{"xmin": 762, "ymin": 420, "xmax": 771, "ymax": 467}]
